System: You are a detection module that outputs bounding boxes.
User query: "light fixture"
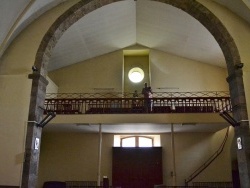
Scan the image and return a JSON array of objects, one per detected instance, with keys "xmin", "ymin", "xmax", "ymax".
[{"xmin": 128, "ymin": 67, "xmax": 144, "ymax": 83}]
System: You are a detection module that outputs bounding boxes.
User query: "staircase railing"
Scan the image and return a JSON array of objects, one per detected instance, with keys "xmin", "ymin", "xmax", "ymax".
[{"xmin": 184, "ymin": 127, "xmax": 230, "ymax": 186}]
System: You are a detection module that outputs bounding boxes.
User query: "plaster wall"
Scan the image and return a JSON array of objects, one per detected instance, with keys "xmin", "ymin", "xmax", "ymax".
[
  {"xmin": 194, "ymin": 127, "xmax": 234, "ymax": 182},
  {"xmin": 48, "ymin": 49, "xmax": 228, "ymax": 93},
  {"xmin": 48, "ymin": 51, "xmax": 123, "ymax": 93},
  {"xmin": 46, "ymin": 76, "xmax": 58, "ymax": 94},
  {"xmin": 38, "ymin": 128, "xmax": 234, "ymax": 187},
  {"xmin": 150, "ymin": 50, "xmax": 228, "ymax": 92},
  {"xmin": 0, "ymin": 75, "xmax": 31, "ymax": 185},
  {"xmin": 0, "ymin": 1, "xmax": 79, "ymax": 185},
  {"xmin": 123, "ymin": 55, "xmax": 150, "ymax": 93}
]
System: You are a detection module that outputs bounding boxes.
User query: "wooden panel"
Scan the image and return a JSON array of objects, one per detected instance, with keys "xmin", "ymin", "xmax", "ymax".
[{"xmin": 112, "ymin": 147, "xmax": 163, "ymax": 188}]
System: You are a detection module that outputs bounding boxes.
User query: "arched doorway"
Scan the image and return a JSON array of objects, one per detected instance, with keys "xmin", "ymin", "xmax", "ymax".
[{"xmin": 23, "ymin": 0, "xmax": 249, "ymax": 187}]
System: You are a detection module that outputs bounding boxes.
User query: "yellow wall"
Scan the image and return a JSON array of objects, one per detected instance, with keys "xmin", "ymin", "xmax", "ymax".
[
  {"xmin": 49, "ymin": 51, "xmax": 123, "ymax": 93},
  {"xmin": 0, "ymin": 75, "xmax": 31, "ymax": 185},
  {"xmin": 49, "ymin": 49, "xmax": 228, "ymax": 94},
  {"xmin": 0, "ymin": 1, "xmax": 79, "ymax": 186},
  {"xmin": 150, "ymin": 50, "xmax": 228, "ymax": 92},
  {"xmin": 124, "ymin": 55, "xmax": 150, "ymax": 93},
  {"xmin": 46, "ymin": 76, "xmax": 58, "ymax": 94},
  {"xmin": 38, "ymin": 128, "xmax": 234, "ymax": 187}
]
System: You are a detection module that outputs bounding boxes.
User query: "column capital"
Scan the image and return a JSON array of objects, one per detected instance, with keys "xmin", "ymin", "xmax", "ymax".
[
  {"xmin": 28, "ymin": 72, "xmax": 49, "ymax": 86},
  {"xmin": 226, "ymin": 69, "xmax": 243, "ymax": 83}
]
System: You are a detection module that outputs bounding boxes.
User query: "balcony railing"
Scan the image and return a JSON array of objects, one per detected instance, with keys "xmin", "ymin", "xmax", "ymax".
[
  {"xmin": 46, "ymin": 91, "xmax": 230, "ymax": 99},
  {"xmin": 44, "ymin": 91, "xmax": 232, "ymax": 115}
]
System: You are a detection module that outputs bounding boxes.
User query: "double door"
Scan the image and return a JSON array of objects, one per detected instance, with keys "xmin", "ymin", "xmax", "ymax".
[{"xmin": 112, "ymin": 147, "xmax": 163, "ymax": 188}]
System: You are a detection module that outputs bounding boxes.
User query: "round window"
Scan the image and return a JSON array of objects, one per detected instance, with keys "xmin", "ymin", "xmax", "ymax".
[{"xmin": 128, "ymin": 67, "xmax": 144, "ymax": 83}]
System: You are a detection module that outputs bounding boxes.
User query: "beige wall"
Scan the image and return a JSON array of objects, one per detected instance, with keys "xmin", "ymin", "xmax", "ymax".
[
  {"xmin": 38, "ymin": 132, "xmax": 113, "ymax": 187},
  {"xmin": 150, "ymin": 50, "xmax": 228, "ymax": 92},
  {"xmin": 0, "ymin": 75, "xmax": 31, "ymax": 185},
  {"xmin": 124, "ymin": 55, "xmax": 150, "ymax": 93},
  {"xmin": 38, "ymin": 127, "xmax": 234, "ymax": 187},
  {"xmin": 46, "ymin": 76, "xmax": 58, "ymax": 94},
  {"xmin": 48, "ymin": 49, "xmax": 228, "ymax": 94},
  {"xmin": 49, "ymin": 51, "xmax": 124, "ymax": 93},
  {"xmin": 0, "ymin": 1, "xmax": 79, "ymax": 186}
]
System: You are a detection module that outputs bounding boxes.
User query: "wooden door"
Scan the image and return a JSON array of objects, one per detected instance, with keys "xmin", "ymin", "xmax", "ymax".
[{"xmin": 112, "ymin": 147, "xmax": 163, "ymax": 188}]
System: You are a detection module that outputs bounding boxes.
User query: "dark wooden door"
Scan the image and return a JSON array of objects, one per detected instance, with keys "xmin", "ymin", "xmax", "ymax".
[{"xmin": 112, "ymin": 147, "xmax": 163, "ymax": 188}]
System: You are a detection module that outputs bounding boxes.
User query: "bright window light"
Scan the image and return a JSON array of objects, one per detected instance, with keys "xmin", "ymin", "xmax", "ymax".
[
  {"xmin": 128, "ymin": 67, "xmax": 144, "ymax": 83},
  {"xmin": 139, "ymin": 137, "xmax": 153, "ymax": 147},
  {"xmin": 113, "ymin": 135, "xmax": 161, "ymax": 147},
  {"xmin": 122, "ymin": 137, "xmax": 136, "ymax": 147}
]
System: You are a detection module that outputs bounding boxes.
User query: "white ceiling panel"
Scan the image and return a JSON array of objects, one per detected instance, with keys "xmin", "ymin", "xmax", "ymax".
[
  {"xmin": 48, "ymin": 0, "xmax": 136, "ymax": 70},
  {"xmin": 48, "ymin": 0, "xmax": 226, "ymax": 71},
  {"xmin": 0, "ymin": 0, "xmax": 29, "ymax": 44},
  {"xmin": 1, "ymin": 0, "xmax": 250, "ymax": 66},
  {"xmin": 136, "ymin": 0, "xmax": 225, "ymax": 67},
  {"xmin": 0, "ymin": 0, "xmax": 65, "ymax": 57},
  {"xmin": 213, "ymin": 0, "xmax": 250, "ymax": 23}
]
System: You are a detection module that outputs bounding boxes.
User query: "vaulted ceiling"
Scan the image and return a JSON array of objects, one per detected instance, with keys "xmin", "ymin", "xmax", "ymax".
[{"xmin": 1, "ymin": 0, "xmax": 250, "ymax": 71}]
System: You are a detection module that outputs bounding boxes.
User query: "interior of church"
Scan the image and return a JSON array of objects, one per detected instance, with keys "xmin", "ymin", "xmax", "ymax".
[{"xmin": 1, "ymin": 0, "xmax": 250, "ymax": 188}]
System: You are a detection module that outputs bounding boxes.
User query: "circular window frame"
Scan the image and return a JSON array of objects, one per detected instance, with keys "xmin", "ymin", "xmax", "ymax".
[{"xmin": 128, "ymin": 67, "xmax": 144, "ymax": 83}]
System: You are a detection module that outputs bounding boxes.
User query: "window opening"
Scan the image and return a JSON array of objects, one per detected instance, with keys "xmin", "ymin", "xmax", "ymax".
[
  {"xmin": 114, "ymin": 135, "xmax": 161, "ymax": 147},
  {"xmin": 121, "ymin": 136, "xmax": 153, "ymax": 147}
]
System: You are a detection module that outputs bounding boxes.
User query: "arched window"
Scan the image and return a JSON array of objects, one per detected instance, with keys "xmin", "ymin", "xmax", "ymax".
[
  {"xmin": 114, "ymin": 135, "xmax": 161, "ymax": 147},
  {"xmin": 121, "ymin": 136, "xmax": 153, "ymax": 147}
]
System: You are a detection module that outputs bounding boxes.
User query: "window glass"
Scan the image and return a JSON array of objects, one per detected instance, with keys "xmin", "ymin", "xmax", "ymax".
[
  {"xmin": 139, "ymin": 137, "xmax": 153, "ymax": 147},
  {"xmin": 122, "ymin": 137, "xmax": 136, "ymax": 147},
  {"xmin": 115, "ymin": 135, "xmax": 160, "ymax": 147}
]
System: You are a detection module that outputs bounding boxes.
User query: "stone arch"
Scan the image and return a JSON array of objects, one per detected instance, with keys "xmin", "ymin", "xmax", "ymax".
[
  {"xmin": 36, "ymin": 0, "xmax": 242, "ymax": 75},
  {"xmin": 35, "ymin": 0, "xmax": 247, "ymax": 118},
  {"xmin": 24, "ymin": 0, "xmax": 249, "ymax": 186}
]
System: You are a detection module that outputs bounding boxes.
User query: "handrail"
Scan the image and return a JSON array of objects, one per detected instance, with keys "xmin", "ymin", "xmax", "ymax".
[
  {"xmin": 44, "ymin": 96, "xmax": 232, "ymax": 114},
  {"xmin": 46, "ymin": 91, "xmax": 230, "ymax": 99},
  {"xmin": 185, "ymin": 127, "xmax": 230, "ymax": 186}
]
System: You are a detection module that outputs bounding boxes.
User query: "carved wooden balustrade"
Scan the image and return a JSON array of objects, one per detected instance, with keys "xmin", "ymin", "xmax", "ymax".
[{"xmin": 44, "ymin": 91, "xmax": 231, "ymax": 115}]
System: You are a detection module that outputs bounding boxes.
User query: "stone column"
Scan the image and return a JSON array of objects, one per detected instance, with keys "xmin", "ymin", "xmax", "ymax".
[
  {"xmin": 21, "ymin": 72, "xmax": 48, "ymax": 188},
  {"xmin": 227, "ymin": 69, "xmax": 250, "ymax": 188}
]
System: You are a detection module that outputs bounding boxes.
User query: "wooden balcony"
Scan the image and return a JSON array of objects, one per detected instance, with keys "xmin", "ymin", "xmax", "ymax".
[{"xmin": 44, "ymin": 91, "xmax": 231, "ymax": 115}]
